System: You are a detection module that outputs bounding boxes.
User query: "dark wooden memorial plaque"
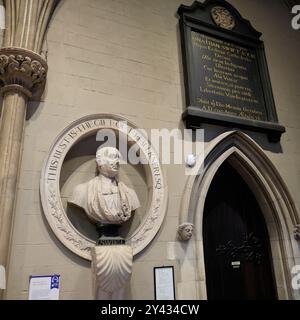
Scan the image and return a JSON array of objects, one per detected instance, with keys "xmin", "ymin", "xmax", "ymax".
[{"xmin": 178, "ymin": 0, "xmax": 285, "ymax": 142}]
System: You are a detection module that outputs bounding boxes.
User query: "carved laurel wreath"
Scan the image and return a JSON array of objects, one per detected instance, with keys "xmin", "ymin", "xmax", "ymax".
[{"xmin": 48, "ymin": 184, "xmax": 91, "ymax": 253}]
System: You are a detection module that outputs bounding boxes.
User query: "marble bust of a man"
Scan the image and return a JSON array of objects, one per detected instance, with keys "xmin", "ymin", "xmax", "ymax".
[{"xmin": 68, "ymin": 147, "xmax": 140, "ymax": 225}]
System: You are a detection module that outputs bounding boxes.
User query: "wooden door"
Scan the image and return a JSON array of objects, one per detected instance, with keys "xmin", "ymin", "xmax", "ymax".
[{"xmin": 203, "ymin": 162, "xmax": 277, "ymax": 300}]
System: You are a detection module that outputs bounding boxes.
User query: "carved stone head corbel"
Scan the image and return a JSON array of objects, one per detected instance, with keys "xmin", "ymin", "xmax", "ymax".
[{"xmin": 178, "ymin": 222, "xmax": 194, "ymax": 241}]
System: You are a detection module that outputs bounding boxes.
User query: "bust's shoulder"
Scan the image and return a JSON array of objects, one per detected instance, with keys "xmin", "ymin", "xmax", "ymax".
[{"xmin": 68, "ymin": 178, "xmax": 96, "ymax": 208}]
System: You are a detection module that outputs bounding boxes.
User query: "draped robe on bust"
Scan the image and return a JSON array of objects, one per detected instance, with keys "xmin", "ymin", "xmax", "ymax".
[{"xmin": 68, "ymin": 175, "xmax": 140, "ymax": 224}]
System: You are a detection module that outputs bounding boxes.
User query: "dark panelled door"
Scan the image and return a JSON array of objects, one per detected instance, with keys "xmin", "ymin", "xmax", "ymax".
[{"xmin": 203, "ymin": 161, "xmax": 277, "ymax": 300}]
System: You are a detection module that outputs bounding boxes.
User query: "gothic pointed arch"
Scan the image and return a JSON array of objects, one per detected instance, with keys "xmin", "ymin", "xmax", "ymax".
[{"xmin": 179, "ymin": 130, "xmax": 299, "ymax": 299}]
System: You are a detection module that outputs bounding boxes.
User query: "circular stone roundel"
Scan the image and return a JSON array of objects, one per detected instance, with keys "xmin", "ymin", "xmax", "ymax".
[{"xmin": 40, "ymin": 114, "xmax": 168, "ymax": 260}]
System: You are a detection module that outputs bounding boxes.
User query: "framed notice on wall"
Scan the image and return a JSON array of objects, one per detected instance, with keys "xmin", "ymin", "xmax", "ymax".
[
  {"xmin": 29, "ymin": 275, "xmax": 60, "ymax": 300},
  {"xmin": 154, "ymin": 266, "xmax": 175, "ymax": 300}
]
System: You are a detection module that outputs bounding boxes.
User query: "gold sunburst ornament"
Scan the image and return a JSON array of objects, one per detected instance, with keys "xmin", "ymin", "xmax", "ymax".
[{"xmin": 211, "ymin": 6, "xmax": 235, "ymax": 30}]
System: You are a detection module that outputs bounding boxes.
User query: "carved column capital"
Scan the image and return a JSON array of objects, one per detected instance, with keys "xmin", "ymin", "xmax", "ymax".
[{"xmin": 0, "ymin": 47, "xmax": 48, "ymax": 98}]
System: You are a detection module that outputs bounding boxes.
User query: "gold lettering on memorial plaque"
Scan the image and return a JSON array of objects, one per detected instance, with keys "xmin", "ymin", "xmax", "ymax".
[
  {"xmin": 191, "ymin": 32, "xmax": 266, "ymax": 121},
  {"xmin": 211, "ymin": 6, "xmax": 235, "ymax": 30}
]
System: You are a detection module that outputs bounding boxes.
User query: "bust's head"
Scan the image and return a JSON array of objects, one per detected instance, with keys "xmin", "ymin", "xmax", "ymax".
[{"xmin": 96, "ymin": 147, "xmax": 120, "ymax": 178}]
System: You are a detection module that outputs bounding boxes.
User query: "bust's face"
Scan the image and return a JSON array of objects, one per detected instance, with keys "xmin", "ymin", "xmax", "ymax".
[{"xmin": 96, "ymin": 147, "xmax": 120, "ymax": 178}]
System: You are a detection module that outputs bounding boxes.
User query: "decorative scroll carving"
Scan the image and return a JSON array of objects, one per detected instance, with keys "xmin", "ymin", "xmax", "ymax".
[
  {"xmin": 0, "ymin": 47, "xmax": 47, "ymax": 98},
  {"xmin": 48, "ymin": 184, "xmax": 91, "ymax": 253},
  {"xmin": 130, "ymin": 196, "xmax": 161, "ymax": 249},
  {"xmin": 216, "ymin": 232, "xmax": 263, "ymax": 264}
]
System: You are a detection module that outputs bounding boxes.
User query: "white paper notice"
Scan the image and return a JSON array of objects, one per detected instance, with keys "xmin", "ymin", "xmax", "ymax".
[
  {"xmin": 154, "ymin": 267, "xmax": 175, "ymax": 300},
  {"xmin": 29, "ymin": 275, "xmax": 60, "ymax": 300}
]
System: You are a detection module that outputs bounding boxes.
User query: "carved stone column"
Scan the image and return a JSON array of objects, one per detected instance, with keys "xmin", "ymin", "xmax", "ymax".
[
  {"xmin": 0, "ymin": 0, "xmax": 60, "ymax": 299},
  {"xmin": 0, "ymin": 48, "xmax": 47, "ymax": 296},
  {"xmin": 3, "ymin": 0, "xmax": 60, "ymax": 52},
  {"xmin": 91, "ymin": 245, "xmax": 133, "ymax": 300}
]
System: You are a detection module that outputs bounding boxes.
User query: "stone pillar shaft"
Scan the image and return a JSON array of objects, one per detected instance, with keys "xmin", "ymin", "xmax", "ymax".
[
  {"xmin": 0, "ymin": 47, "xmax": 47, "ymax": 299},
  {"xmin": 0, "ymin": 0, "xmax": 60, "ymax": 299},
  {"xmin": 4, "ymin": 0, "xmax": 60, "ymax": 53},
  {"xmin": 0, "ymin": 90, "xmax": 27, "ymax": 267}
]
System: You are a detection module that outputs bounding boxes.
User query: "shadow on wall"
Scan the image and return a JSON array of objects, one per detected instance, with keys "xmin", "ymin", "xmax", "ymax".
[{"xmin": 26, "ymin": 100, "xmax": 42, "ymax": 120}]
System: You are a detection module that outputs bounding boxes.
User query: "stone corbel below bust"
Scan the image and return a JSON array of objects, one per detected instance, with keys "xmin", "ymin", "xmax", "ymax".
[
  {"xmin": 178, "ymin": 222, "xmax": 194, "ymax": 241},
  {"xmin": 293, "ymin": 224, "xmax": 300, "ymax": 241},
  {"xmin": 91, "ymin": 245, "xmax": 133, "ymax": 300},
  {"xmin": 0, "ymin": 47, "xmax": 47, "ymax": 99}
]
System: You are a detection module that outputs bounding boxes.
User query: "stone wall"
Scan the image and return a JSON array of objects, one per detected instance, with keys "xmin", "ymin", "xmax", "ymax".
[{"xmin": 5, "ymin": 0, "xmax": 300, "ymax": 299}]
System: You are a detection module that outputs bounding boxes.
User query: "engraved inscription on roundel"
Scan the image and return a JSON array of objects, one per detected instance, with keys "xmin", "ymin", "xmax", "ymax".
[{"xmin": 40, "ymin": 114, "xmax": 168, "ymax": 260}]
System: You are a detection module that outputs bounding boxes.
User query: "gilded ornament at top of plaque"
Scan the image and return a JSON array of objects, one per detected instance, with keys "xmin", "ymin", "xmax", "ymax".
[{"xmin": 211, "ymin": 6, "xmax": 235, "ymax": 30}]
